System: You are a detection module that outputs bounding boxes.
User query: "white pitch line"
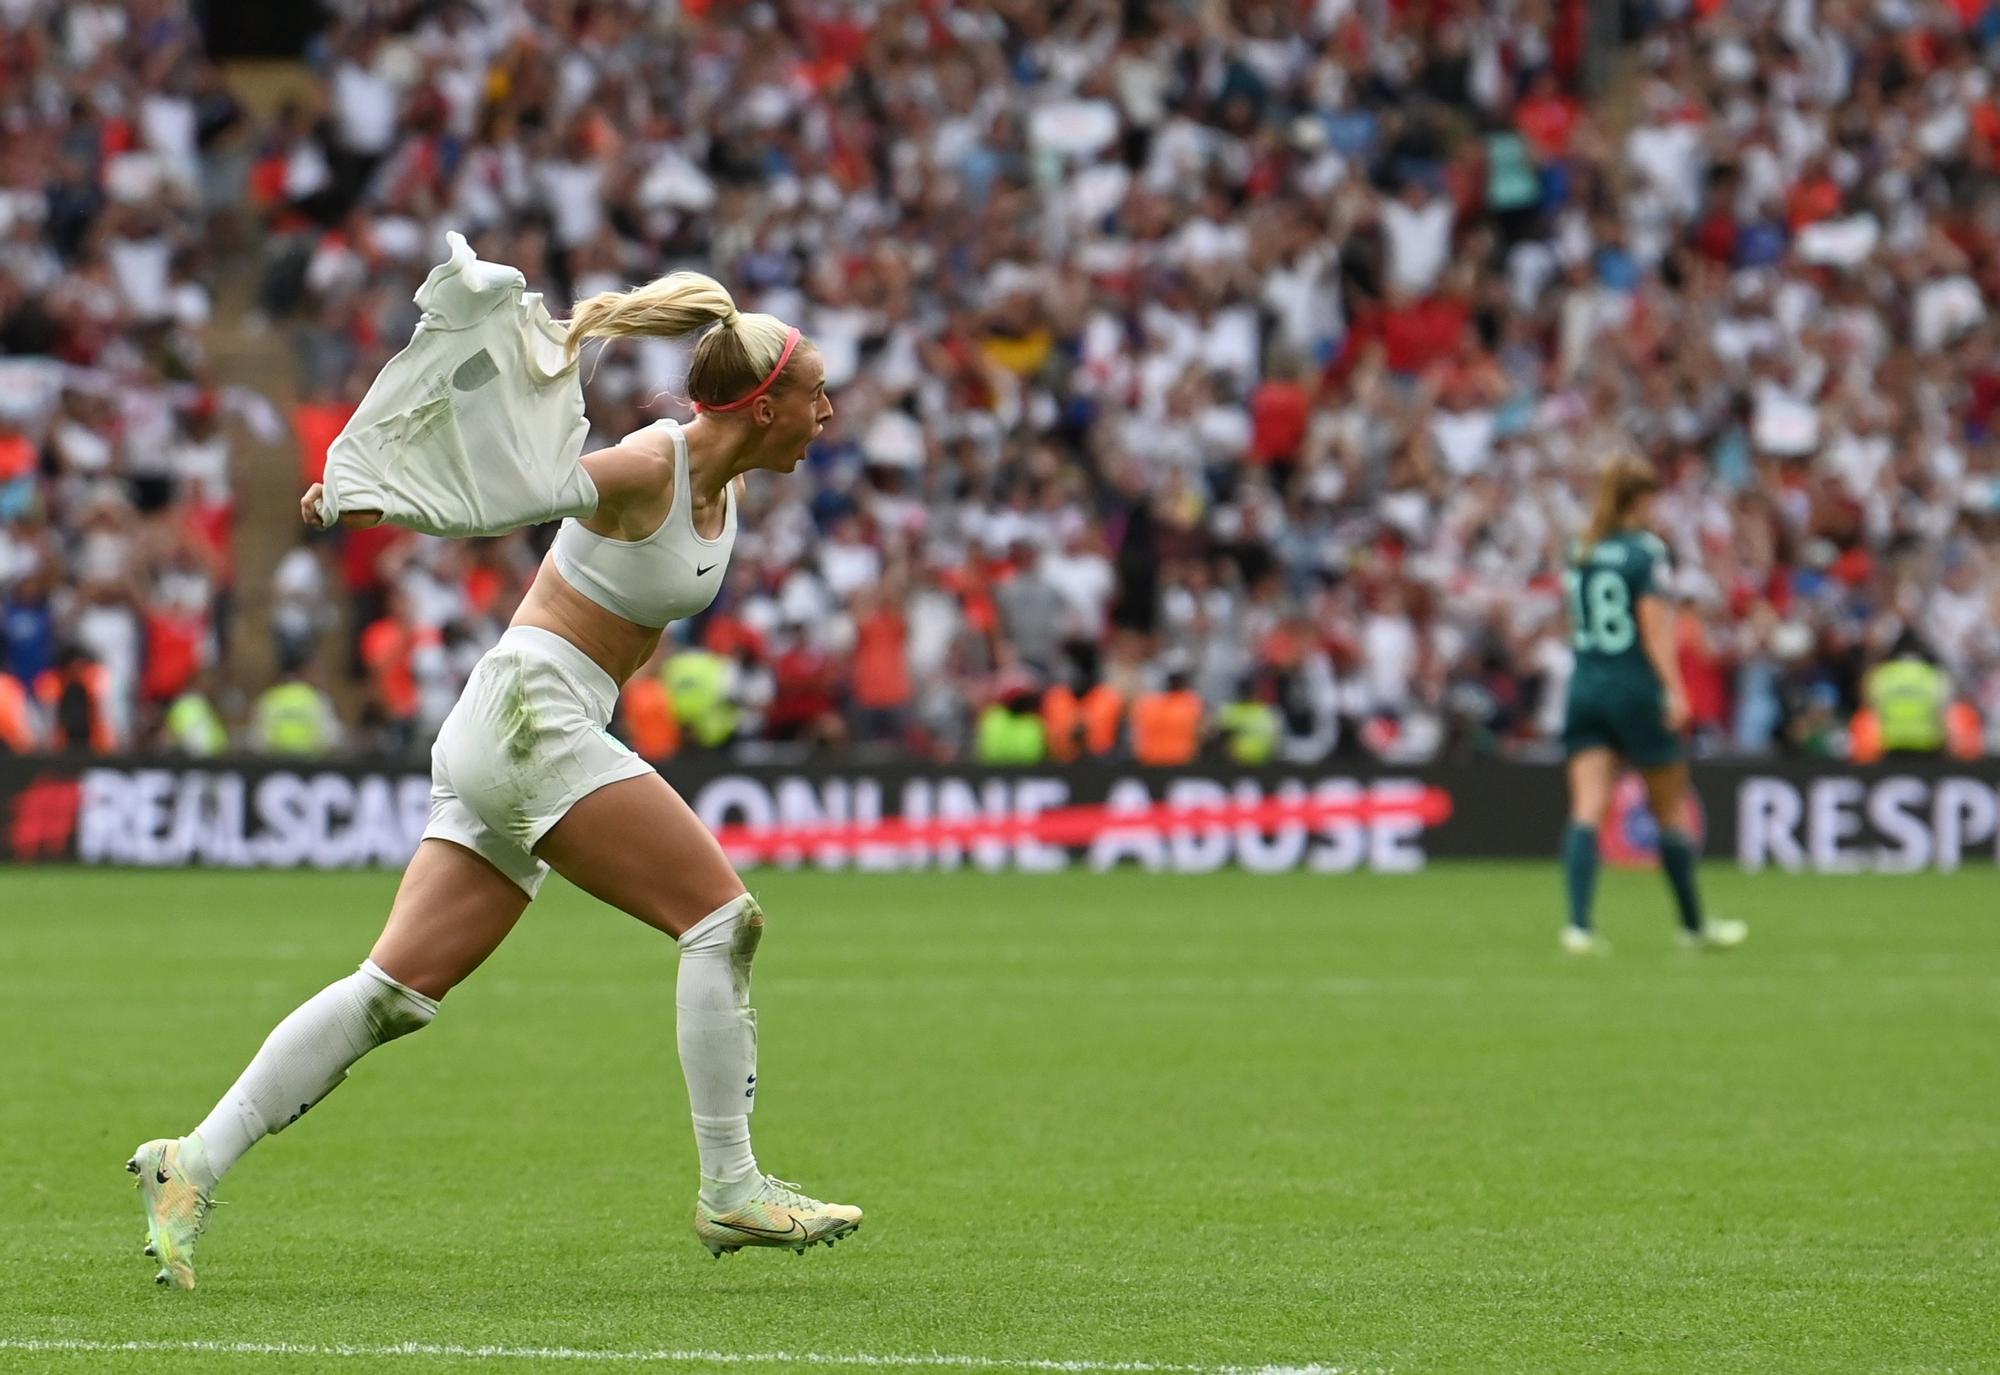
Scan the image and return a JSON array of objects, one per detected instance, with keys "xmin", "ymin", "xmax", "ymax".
[{"xmin": 0, "ymin": 1339, "xmax": 1361, "ymax": 1375}]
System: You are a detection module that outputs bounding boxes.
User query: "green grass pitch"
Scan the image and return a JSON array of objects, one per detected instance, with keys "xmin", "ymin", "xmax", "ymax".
[{"xmin": 2, "ymin": 863, "xmax": 1996, "ymax": 1374}]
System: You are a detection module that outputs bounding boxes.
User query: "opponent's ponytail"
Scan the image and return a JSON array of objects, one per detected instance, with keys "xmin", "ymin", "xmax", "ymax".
[
  {"xmin": 1584, "ymin": 453, "xmax": 1661, "ymax": 548},
  {"xmin": 566, "ymin": 270, "xmax": 803, "ymax": 408}
]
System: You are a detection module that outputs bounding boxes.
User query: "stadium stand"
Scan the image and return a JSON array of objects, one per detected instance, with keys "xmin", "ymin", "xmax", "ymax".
[{"xmin": 2, "ymin": 0, "xmax": 1996, "ymax": 763}]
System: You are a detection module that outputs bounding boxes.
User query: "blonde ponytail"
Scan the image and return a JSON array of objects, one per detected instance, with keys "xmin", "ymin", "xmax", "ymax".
[
  {"xmin": 566, "ymin": 270, "xmax": 736, "ymax": 360},
  {"xmin": 1584, "ymin": 453, "xmax": 1662, "ymax": 548},
  {"xmin": 565, "ymin": 270, "xmax": 806, "ymax": 408}
]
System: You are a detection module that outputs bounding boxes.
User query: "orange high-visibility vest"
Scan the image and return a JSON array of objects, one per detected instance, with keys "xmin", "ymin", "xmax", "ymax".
[
  {"xmin": 1131, "ymin": 689, "xmax": 1203, "ymax": 766},
  {"xmin": 0, "ymin": 673, "xmax": 34, "ymax": 752},
  {"xmin": 1080, "ymin": 684, "xmax": 1124, "ymax": 756},
  {"xmin": 36, "ymin": 664, "xmax": 115, "ymax": 752},
  {"xmin": 1849, "ymin": 708, "xmax": 1883, "ymax": 764},
  {"xmin": 621, "ymin": 673, "xmax": 680, "ymax": 762},
  {"xmin": 1946, "ymin": 701, "xmax": 1983, "ymax": 760},
  {"xmin": 1043, "ymin": 685, "xmax": 1082, "ymax": 762}
]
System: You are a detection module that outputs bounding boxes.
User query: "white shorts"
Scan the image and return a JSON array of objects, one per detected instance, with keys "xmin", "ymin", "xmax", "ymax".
[{"xmin": 424, "ymin": 625, "xmax": 655, "ymax": 897}]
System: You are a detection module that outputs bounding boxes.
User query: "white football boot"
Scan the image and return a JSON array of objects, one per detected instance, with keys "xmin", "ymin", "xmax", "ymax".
[
  {"xmin": 693, "ymin": 1174, "xmax": 862, "ymax": 1258},
  {"xmin": 1560, "ymin": 926, "xmax": 1613, "ymax": 956},
  {"xmin": 1679, "ymin": 917, "xmax": 1749, "ymax": 950},
  {"xmin": 127, "ymin": 1138, "xmax": 216, "ymax": 1289}
]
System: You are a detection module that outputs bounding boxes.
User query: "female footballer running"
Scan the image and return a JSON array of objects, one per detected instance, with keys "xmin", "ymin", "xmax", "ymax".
[
  {"xmin": 1558, "ymin": 455, "xmax": 1747, "ymax": 956},
  {"xmin": 127, "ymin": 258, "xmax": 857, "ymax": 1288}
]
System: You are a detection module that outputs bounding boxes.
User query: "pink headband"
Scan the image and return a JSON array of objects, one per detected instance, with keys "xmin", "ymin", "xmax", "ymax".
[{"xmin": 691, "ymin": 326, "xmax": 802, "ymax": 414}]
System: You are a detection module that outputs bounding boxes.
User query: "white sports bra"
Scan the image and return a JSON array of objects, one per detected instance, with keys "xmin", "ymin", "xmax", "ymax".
[{"xmin": 549, "ymin": 420, "xmax": 737, "ymax": 628}]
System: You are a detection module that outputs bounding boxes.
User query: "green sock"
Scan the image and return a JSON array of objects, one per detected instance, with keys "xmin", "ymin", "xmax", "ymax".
[
  {"xmin": 1562, "ymin": 823, "xmax": 1600, "ymax": 931},
  {"xmin": 1658, "ymin": 829, "xmax": 1704, "ymax": 934}
]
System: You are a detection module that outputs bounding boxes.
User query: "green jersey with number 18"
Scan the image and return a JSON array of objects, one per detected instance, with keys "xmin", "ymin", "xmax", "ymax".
[{"xmin": 1563, "ymin": 529, "xmax": 1669, "ymax": 692}]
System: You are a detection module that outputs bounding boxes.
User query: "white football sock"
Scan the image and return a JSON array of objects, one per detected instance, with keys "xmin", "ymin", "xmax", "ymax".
[
  {"xmin": 690, "ymin": 1114, "xmax": 756, "ymax": 1191},
  {"xmin": 677, "ymin": 894, "xmax": 762, "ymax": 1190},
  {"xmin": 186, "ymin": 960, "xmax": 438, "ymax": 1190}
]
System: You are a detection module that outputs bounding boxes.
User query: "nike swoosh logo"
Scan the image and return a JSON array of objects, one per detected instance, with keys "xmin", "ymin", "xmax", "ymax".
[
  {"xmin": 695, "ymin": 563, "xmax": 717, "ymax": 576},
  {"xmin": 714, "ymin": 1216, "xmax": 806, "ymax": 1241}
]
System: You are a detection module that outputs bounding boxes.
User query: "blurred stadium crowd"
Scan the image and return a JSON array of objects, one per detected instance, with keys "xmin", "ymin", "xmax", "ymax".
[{"xmin": 2, "ymin": 0, "xmax": 1997, "ymax": 765}]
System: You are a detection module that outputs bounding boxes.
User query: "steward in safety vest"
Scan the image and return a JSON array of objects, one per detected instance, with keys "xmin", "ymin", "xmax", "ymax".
[
  {"xmin": 252, "ymin": 668, "xmax": 342, "ymax": 755},
  {"xmin": 1131, "ymin": 672, "xmax": 1205, "ymax": 766},
  {"xmin": 1851, "ymin": 638, "xmax": 1983, "ymax": 760},
  {"xmin": 36, "ymin": 645, "xmax": 116, "ymax": 752}
]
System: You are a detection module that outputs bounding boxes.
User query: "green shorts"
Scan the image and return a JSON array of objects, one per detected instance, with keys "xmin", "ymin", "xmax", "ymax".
[{"xmin": 1562, "ymin": 676, "xmax": 1683, "ymax": 768}]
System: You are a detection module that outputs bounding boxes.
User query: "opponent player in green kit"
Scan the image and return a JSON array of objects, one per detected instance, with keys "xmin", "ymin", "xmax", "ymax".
[{"xmin": 1558, "ymin": 456, "xmax": 1748, "ymax": 955}]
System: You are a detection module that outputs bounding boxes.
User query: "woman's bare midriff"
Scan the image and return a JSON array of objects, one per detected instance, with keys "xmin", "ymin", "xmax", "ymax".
[{"xmin": 510, "ymin": 552, "xmax": 664, "ymax": 687}]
